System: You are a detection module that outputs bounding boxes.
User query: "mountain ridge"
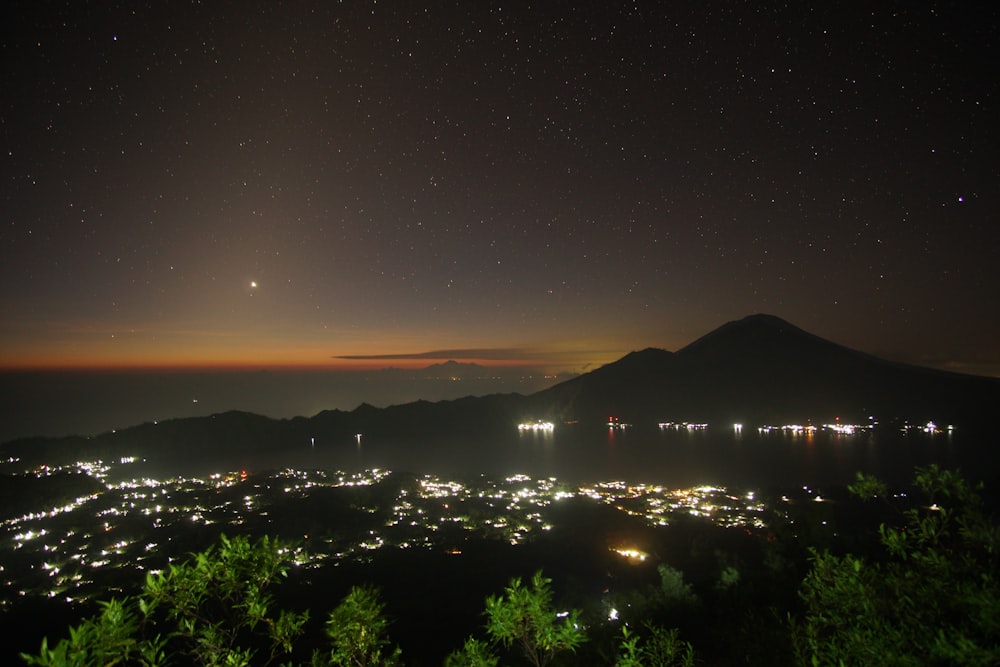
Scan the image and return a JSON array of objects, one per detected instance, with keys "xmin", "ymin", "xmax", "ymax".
[
  {"xmin": 530, "ymin": 314, "xmax": 999, "ymax": 425},
  {"xmin": 3, "ymin": 314, "xmax": 997, "ymax": 468}
]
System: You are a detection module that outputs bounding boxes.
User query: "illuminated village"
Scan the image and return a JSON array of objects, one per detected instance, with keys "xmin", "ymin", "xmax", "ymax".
[
  {"xmin": 1, "ymin": 419, "xmax": 953, "ymax": 610},
  {"xmin": 1, "ymin": 455, "xmax": 772, "ymax": 608}
]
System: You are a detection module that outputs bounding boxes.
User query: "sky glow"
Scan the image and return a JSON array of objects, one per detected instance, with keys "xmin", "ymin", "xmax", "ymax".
[{"xmin": 1, "ymin": 3, "xmax": 997, "ymax": 376}]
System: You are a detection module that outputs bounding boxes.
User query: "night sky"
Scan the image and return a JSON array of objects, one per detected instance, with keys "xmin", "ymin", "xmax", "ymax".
[{"xmin": 2, "ymin": 2, "xmax": 998, "ymax": 377}]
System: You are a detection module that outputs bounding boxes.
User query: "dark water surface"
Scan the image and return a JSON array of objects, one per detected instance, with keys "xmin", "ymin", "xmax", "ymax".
[
  {"xmin": 3, "ymin": 369, "xmax": 992, "ymax": 490},
  {"xmin": 236, "ymin": 423, "xmax": 993, "ymax": 490}
]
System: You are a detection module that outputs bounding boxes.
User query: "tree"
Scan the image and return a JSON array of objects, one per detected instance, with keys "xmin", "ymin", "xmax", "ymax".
[
  {"xmin": 614, "ymin": 625, "xmax": 695, "ymax": 667},
  {"xmin": 610, "ymin": 562, "xmax": 700, "ymax": 636},
  {"xmin": 21, "ymin": 597, "xmax": 161, "ymax": 667},
  {"xmin": 455, "ymin": 570, "xmax": 586, "ymax": 667},
  {"xmin": 442, "ymin": 638, "xmax": 499, "ymax": 667},
  {"xmin": 653, "ymin": 564, "xmax": 697, "ymax": 608},
  {"xmin": 795, "ymin": 466, "xmax": 1000, "ymax": 666},
  {"xmin": 22, "ymin": 534, "xmax": 310, "ymax": 666},
  {"xmin": 320, "ymin": 586, "xmax": 401, "ymax": 667}
]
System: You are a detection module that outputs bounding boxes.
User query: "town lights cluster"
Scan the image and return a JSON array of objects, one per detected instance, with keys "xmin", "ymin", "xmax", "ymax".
[
  {"xmin": 658, "ymin": 422, "xmax": 707, "ymax": 430},
  {"xmin": 1, "ymin": 457, "xmax": 777, "ymax": 607},
  {"xmin": 0, "ymin": 412, "xmax": 952, "ymax": 607},
  {"xmin": 518, "ymin": 421, "xmax": 555, "ymax": 431}
]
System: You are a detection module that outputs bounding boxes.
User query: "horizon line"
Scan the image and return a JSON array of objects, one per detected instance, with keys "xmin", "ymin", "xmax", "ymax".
[{"xmin": 0, "ymin": 358, "xmax": 572, "ymax": 374}]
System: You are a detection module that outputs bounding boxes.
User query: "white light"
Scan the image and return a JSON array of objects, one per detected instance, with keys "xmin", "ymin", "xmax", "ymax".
[{"xmin": 518, "ymin": 421, "xmax": 554, "ymax": 431}]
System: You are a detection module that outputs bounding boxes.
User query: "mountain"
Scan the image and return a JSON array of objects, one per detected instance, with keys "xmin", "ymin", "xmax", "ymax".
[
  {"xmin": 528, "ymin": 314, "xmax": 1000, "ymax": 425},
  {"xmin": 376, "ymin": 360, "xmax": 491, "ymax": 380},
  {"xmin": 3, "ymin": 314, "xmax": 997, "ymax": 468}
]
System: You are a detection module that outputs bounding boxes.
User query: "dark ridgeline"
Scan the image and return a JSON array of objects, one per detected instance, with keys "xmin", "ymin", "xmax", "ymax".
[
  {"xmin": 3, "ymin": 314, "xmax": 998, "ymax": 468},
  {"xmin": 533, "ymin": 313, "xmax": 1000, "ymax": 426}
]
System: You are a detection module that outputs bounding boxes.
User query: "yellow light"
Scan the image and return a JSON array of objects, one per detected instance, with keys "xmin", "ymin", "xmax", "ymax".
[{"xmin": 612, "ymin": 547, "xmax": 648, "ymax": 561}]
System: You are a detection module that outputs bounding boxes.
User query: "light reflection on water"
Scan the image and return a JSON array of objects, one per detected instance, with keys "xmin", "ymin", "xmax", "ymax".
[{"xmin": 238, "ymin": 424, "xmax": 980, "ymax": 490}]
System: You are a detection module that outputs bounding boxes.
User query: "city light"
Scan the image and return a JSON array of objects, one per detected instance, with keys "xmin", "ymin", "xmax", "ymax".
[
  {"xmin": 0, "ymin": 412, "xmax": 949, "ymax": 609},
  {"xmin": 0, "ymin": 456, "xmax": 780, "ymax": 606},
  {"xmin": 518, "ymin": 421, "xmax": 555, "ymax": 431}
]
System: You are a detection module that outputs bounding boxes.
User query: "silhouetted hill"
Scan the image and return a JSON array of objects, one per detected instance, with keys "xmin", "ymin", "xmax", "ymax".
[
  {"xmin": 0, "ymin": 395, "xmax": 532, "ymax": 470},
  {"xmin": 527, "ymin": 347, "xmax": 675, "ymax": 421},
  {"xmin": 529, "ymin": 314, "xmax": 1000, "ymax": 425},
  {"xmin": 3, "ymin": 314, "xmax": 997, "ymax": 468}
]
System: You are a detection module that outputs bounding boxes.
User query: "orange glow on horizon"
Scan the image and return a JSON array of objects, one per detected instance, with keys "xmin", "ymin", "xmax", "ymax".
[
  {"xmin": 0, "ymin": 350, "xmax": 590, "ymax": 374},
  {"xmin": 0, "ymin": 357, "xmax": 569, "ymax": 373},
  {"xmin": 0, "ymin": 327, "xmax": 623, "ymax": 374}
]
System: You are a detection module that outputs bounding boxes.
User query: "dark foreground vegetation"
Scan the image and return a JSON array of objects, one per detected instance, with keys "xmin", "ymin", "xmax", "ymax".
[{"xmin": 14, "ymin": 466, "xmax": 999, "ymax": 666}]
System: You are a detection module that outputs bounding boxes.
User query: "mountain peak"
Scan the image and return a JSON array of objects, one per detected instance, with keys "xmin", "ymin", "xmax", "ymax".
[
  {"xmin": 676, "ymin": 314, "xmax": 815, "ymax": 358},
  {"xmin": 529, "ymin": 314, "xmax": 1000, "ymax": 425},
  {"xmin": 702, "ymin": 313, "xmax": 801, "ymax": 336},
  {"xmin": 738, "ymin": 313, "xmax": 795, "ymax": 327}
]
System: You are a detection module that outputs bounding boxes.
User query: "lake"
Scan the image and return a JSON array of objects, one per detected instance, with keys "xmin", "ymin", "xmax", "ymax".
[{"xmin": 232, "ymin": 422, "xmax": 992, "ymax": 491}]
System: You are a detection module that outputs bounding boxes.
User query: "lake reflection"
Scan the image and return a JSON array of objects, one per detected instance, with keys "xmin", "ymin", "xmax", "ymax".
[{"xmin": 259, "ymin": 422, "xmax": 988, "ymax": 490}]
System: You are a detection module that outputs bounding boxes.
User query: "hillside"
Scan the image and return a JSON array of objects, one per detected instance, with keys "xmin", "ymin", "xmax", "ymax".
[
  {"xmin": 3, "ymin": 314, "xmax": 997, "ymax": 467},
  {"xmin": 528, "ymin": 314, "xmax": 1000, "ymax": 425}
]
